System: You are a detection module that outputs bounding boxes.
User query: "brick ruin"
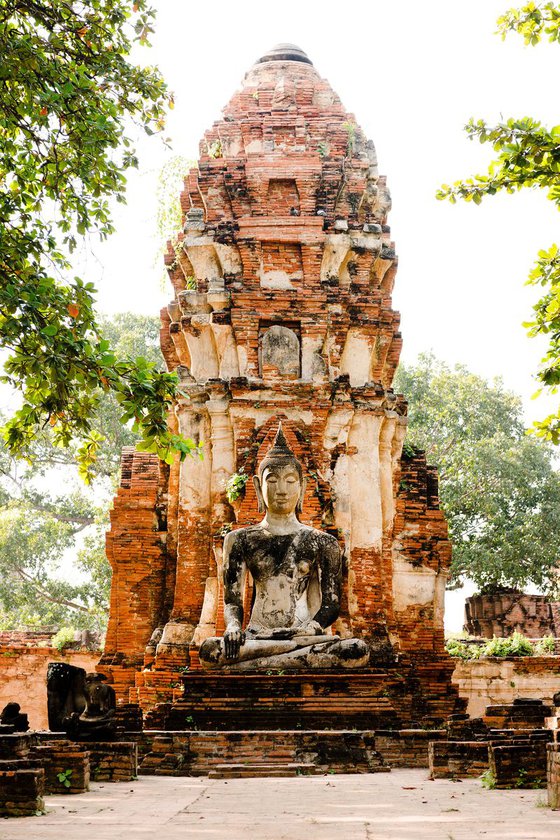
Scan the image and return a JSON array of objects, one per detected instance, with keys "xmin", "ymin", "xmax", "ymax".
[
  {"xmin": 99, "ymin": 44, "xmax": 460, "ymax": 725},
  {"xmin": 465, "ymin": 592, "xmax": 560, "ymax": 639}
]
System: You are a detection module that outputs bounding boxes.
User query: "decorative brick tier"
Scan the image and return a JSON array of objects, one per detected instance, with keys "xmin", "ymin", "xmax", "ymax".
[{"xmin": 137, "ymin": 730, "xmax": 388, "ymax": 776}]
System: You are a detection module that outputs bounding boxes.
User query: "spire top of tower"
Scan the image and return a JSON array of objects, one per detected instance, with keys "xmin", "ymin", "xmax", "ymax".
[{"xmin": 256, "ymin": 44, "xmax": 312, "ymax": 66}]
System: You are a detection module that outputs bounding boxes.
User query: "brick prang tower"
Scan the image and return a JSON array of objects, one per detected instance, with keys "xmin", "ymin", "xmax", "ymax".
[{"xmin": 100, "ymin": 44, "xmax": 462, "ymax": 727}]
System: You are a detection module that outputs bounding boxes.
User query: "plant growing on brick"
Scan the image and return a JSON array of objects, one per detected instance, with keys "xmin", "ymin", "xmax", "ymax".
[
  {"xmin": 51, "ymin": 627, "xmax": 76, "ymax": 652},
  {"xmin": 481, "ymin": 768, "xmax": 496, "ymax": 789},
  {"xmin": 534, "ymin": 635, "xmax": 555, "ymax": 654},
  {"xmin": 56, "ymin": 769, "xmax": 73, "ymax": 789},
  {"xmin": 225, "ymin": 471, "xmax": 249, "ymax": 503}
]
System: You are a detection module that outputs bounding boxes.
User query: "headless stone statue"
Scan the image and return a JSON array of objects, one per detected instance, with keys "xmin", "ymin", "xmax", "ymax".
[
  {"xmin": 199, "ymin": 425, "xmax": 369, "ymax": 671},
  {"xmin": 65, "ymin": 672, "xmax": 117, "ymax": 741}
]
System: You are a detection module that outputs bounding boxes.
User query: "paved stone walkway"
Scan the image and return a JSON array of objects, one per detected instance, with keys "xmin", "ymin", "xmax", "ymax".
[{"xmin": 2, "ymin": 769, "xmax": 559, "ymax": 839}]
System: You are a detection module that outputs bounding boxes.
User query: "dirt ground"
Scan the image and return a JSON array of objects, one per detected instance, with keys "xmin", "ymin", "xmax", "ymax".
[{"xmin": 2, "ymin": 768, "xmax": 559, "ymax": 840}]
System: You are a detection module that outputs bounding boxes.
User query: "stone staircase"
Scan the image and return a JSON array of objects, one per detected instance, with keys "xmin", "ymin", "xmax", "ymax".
[
  {"xmin": 138, "ymin": 729, "xmax": 389, "ymax": 777},
  {"xmin": 208, "ymin": 762, "xmax": 319, "ymax": 779}
]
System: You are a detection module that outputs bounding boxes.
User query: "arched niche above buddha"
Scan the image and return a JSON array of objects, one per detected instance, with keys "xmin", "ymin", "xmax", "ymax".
[{"xmin": 259, "ymin": 323, "xmax": 301, "ymax": 379}]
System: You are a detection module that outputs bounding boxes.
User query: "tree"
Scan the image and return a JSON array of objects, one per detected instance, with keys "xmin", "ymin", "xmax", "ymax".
[
  {"xmin": 155, "ymin": 154, "xmax": 193, "ymax": 281},
  {"xmin": 437, "ymin": 3, "xmax": 560, "ymax": 443},
  {"xmin": 0, "ymin": 1, "xmax": 196, "ymax": 480},
  {"xmin": 395, "ymin": 353, "xmax": 560, "ymax": 594},
  {"xmin": 0, "ymin": 311, "xmax": 162, "ymax": 631}
]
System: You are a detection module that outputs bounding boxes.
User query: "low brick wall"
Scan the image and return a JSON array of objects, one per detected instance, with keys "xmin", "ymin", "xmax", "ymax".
[
  {"xmin": 88, "ymin": 742, "xmax": 137, "ymax": 782},
  {"xmin": 429, "ymin": 740, "xmax": 489, "ymax": 779},
  {"xmin": 483, "ymin": 701, "xmax": 552, "ymax": 730},
  {"xmin": 0, "ymin": 733, "xmax": 31, "ymax": 759},
  {"xmin": 375, "ymin": 730, "xmax": 447, "ymax": 768},
  {"xmin": 29, "ymin": 743, "xmax": 89, "ymax": 794},
  {"xmin": 0, "ymin": 646, "xmax": 100, "ymax": 730},
  {"xmin": 453, "ymin": 657, "xmax": 560, "ymax": 718},
  {"xmin": 489, "ymin": 742, "xmax": 548, "ymax": 789},
  {"xmin": 0, "ymin": 766, "xmax": 44, "ymax": 817},
  {"xmin": 32, "ymin": 735, "xmax": 137, "ymax": 782}
]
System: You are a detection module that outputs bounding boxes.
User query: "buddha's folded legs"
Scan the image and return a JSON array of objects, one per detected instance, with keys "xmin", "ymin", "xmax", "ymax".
[{"xmin": 199, "ymin": 635, "xmax": 369, "ymax": 671}]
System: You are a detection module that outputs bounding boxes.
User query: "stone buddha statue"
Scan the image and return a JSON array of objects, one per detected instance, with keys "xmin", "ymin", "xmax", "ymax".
[
  {"xmin": 64, "ymin": 672, "xmax": 117, "ymax": 741},
  {"xmin": 199, "ymin": 425, "xmax": 369, "ymax": 670}
]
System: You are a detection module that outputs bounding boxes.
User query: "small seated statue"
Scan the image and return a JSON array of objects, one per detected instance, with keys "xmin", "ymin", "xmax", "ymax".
[
  {"xmin": 0, "ymin": 702, "xmax": 29, "ymax": 732},
  {"xmin": 199, "ymin": 425, "xmax": 370, "ymax": 671}
]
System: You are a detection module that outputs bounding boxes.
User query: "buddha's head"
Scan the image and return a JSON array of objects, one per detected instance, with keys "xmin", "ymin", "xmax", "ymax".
[{"xmin": 254, "ymin": 424, "xmax": 306, "ymax": 515}]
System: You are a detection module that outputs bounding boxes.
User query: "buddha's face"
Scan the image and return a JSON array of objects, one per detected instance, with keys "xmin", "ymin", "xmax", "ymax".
[{"xmin": 260, "ymin": 462, "xmax": 302, "ymax": 516}]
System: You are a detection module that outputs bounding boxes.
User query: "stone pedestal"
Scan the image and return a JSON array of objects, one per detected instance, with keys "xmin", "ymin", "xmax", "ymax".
[{"xmin": 159, "ymin": 657, "xmax": 463, "ymax": 732}]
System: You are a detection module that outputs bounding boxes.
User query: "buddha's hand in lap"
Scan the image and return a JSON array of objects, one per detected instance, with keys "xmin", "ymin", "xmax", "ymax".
[
  {"xmin": 223, "ymin": 624, "xmax": 246, "ymax": 659},
  {"xmin": 254, "ymin": 621, "xmax": 324, "ymax": 641},
  {"xmin": 294, "ymin": 620, "xmax": 323, "ymax": 637}
]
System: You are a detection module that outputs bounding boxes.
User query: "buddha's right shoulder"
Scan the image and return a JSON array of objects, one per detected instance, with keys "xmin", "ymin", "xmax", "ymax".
[{"xmin": 223, "ymin": 526, "xmax": 259, "ymax": 549}]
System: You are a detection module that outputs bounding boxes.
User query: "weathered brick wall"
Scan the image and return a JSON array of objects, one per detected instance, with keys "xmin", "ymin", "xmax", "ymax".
[
  {"xmin": 29, "ymin": 743, "xmax": 89, "ymax": 794},
  {"xmin": 99, "ymin": 448, "xmax": 171, "ymax": 697},
  {"xmin": 392, "ymin": 453, "xmax": 450, "ymax": 655},
  {"xmin": 0, "ymin": 646, "xmax": 99, "ymax": 731},
  {"xmin": 453, "ymin": 657, "xmax": 560, "ymax": 718},
  {"xmin": 87, "ymin": 742, "xmax": 137, "ymax": 782}
]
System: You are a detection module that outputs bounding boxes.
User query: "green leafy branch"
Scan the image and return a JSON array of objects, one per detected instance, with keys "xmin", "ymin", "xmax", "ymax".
[
  {"xmin": 436, "ymin": 3, "xmax": 560, "ymax": 442},
  {"xmin": 497, "ymin": 2, "xmax": 560, "ymax": 45}
]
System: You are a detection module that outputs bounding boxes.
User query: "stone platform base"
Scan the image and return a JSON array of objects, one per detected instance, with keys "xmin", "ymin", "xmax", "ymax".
[
  {"xmin": 137, "ymin": 730, "xmax": 388, "ymax": 776},
  {"xmin": 101, "ymin": 653, "xmax": 465, "ymax": 729},
  {"xmin": 160, "ymin": 662, "xmax": 463, "ymax": 732}
]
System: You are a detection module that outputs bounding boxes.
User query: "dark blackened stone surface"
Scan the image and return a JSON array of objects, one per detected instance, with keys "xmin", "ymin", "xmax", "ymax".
[
  {"xmin": 0, "ymin": 703, "xmax": 29, "ymax": 732},
  {"xmin": 47, "ymin": 662, "xmax": 87, "ymax": 731}
]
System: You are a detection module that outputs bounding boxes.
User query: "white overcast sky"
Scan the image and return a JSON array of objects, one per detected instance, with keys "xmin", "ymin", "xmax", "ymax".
[{"xmin": 71, "ymin": 1, "xmax": 560, "ymax": 631}]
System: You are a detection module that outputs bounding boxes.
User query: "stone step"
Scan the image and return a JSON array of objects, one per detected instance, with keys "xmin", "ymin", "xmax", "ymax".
[{"xmin": 208, "ymin": 762, "xmax": 319, "ymax": 779}]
